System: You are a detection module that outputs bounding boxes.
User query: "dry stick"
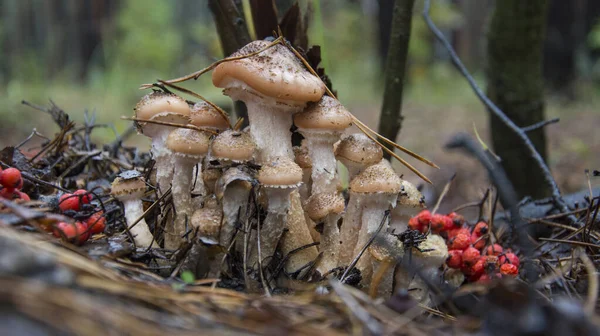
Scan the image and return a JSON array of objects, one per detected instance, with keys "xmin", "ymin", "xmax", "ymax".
[
  {"xmin": 431, "ymin": 173, "xmax": 456, "ymax": 214},
  {"xmin": 577, "ymin": 249, "xmax": 598, "ymax": 315},
  {"xmin": 139, "ymin": 37, "xmax": 285, "ymax": 89},
  {"xmin": 120, "ymin": 117, "xmax": 218, "ymax": 135},
  {"xmin": 232, "ymin": 118, "xmax": 244, "ymax": 131},
  {"xmin": 422, "ymin": 0, "xmax": 574, "ymax": 223},
  {"xmin": 522, "ymin": 117, "xmax": 560, "ymax": 133},
  {"xmin": 255, "ymin": 190, "xmax": 271, "ymax": 297},
  {"xmin": 155, "ymin": 80, "xmax": 232, "ymax": 128}
]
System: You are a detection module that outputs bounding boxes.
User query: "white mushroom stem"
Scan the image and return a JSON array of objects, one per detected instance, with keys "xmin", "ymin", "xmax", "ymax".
[
  {"xmin": 225, "ymin": 88, "xmax": 302, "ymax": 162},
  {"xmin": 303, "ymin": 133, "xmax": 339, "ymax": 195},
  {"xmin": 167, "ymin": 156, "xmax": 196, "ymax": 249},
  {"xmin": 337, "ymin": 195, "xmax": 363, "ymax": 266},
  {"xmin": 316, "ymin": 213, "xmax": 341, "ymax": 275},
  {"xmin": 123, "ymin": 199, "xmax": 156, "ymax": 248},
  {"xmin": 251, "ymin": 188, "xmax": 293, "ymax": 266},
  {"xmin": 220, "ymin": 182, "xmax": 250, "ymax": 248},
  {"xmin": 151, "ymin": 130, "xmax": 173, "ymax": 195},
  {"xmin": 352, "ymin": 194, "xmax": 398, "ymax": 282}
]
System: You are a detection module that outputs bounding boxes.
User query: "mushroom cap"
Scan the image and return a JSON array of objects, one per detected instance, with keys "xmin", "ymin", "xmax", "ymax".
[
  {"xmin": 293, "ymin": 143, "xmax": 312, "ymax": 169},
  {"xmin": 293, "ymin": 96, "xmax": 353, "ymax": 131},
  {"xmin": 190, "ymin": 101, "xmax": 230, "ymax": 130},
  {"xmin": 257, "ymin": 157, "xmax": 303, "ymax": 187},
  {"xmin": 397, "ymin": 180, "xmax": 426, "ymax": 208},
  {"xmin": 134, "ymin": 92, "xmax": 191, "ymax": 136},
  {"xmin": 203, "ymin": 168, "xmax": 222, "ymax": 195},
  {"xmin": 191, "ymin": 206, "xmax": 223, "ymax": 244},
  {"xmin": 349, "ymin": 160, "xmax": 402, "ymax": 194},
  {"xmin": 335, "ymin": 133, "xmax": 383, "ymax": 166},
  {"xmin": 413, "ymin": 234, "xmax": 449, "ymax": 268},
  {"xmin": 166, "ymin": 128, "xmax": 211, "ymax": 158},
  {"xmin": 304, "ymin": 192, "xmax": 345, "ymax": 221},
  {"xmin": 211, "ymin": 129, "xmax": 256, "ymax": 162},
  {"xmin": 111, "ymin": 176, "xmax": 146, "ymax": 201},
  {"xmin": 212, "ymin": 40, "xmax": 325, "ymax": 105},
  {"xmin": 370, "ymin": 233, "xmax": 403, "ymax": 262}
]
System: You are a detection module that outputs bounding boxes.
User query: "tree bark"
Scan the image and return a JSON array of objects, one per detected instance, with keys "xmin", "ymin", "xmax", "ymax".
[
  {"xmin": 487, "ymin": 0, "xmax": 551, "ymax": 199},
  {"xmin": 378, "ymin": 0, "xmax": 415, "ymax": 158}
]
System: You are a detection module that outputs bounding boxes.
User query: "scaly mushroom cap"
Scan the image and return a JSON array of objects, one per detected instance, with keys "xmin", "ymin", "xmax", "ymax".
[
  {"xmin": 211, "ymin": 129, "xmax": 256, "ymax": 162},
  {"xmin": 111, "ymin": 176, "xmax": 146, "ymax": 201},
  {"xmin": 203, "ymin": 168, "xmax": 222, "ymax": 195},
  {"xmin": 304, "ymin": 192, "xmax": 345, "ymax": 221},
  {"xmin": 134, "ymin": 92, "xmax": 191, "ymax": 136},
  {"xmin": 370, "ymin": 233, "xmax": 403, "ymax": 262},
  {"xmin": 413, "ymin": 234, "xmax": 449, "ymax": 268},
  {"xmin": 191, "ymin": 206, "xmax": 223, "ymax": 244},
  {"xmin": 335, "ymin": 133, "xmax": 383, "ymax": 166},
  {"xmin": 258, "ymin": 157, "xmax": 303, "ymax": 187},
  {"xmin": 349, "ymin": 160, "xmax": 402, "ymax": 194},
  {"xmin": 212, "ymin": 40, "xmax": 325, "ymax": 105},
  {"xmin": 293, "ymin": 96, "xmax": 353, "ymax": 131},
  {"xmin": 190, "ymin": 101, "xmax": 230, "ymax": 131},
  {"xmin": 293, "ymin": 143, "xmax": 312, "ymax": 169},
  {"xmin": 166, "ymin": 128, "xmax": 211, "ymax": 158},
  {"xmin": 398, "ymin": 180, "xmax": 426, "ymax": 208}
]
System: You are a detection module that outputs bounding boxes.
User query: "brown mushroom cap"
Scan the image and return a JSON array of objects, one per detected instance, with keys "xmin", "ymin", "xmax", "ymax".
[
  {"xmin": 335, "ymin": 133, "xmax": 383, "ymax": 166},
  {"xmin": 134, "ymin": 92, "xmax": 191, "ymax": 135},
  {"xmin": 398, "ymin": 180, "xmax": 425, "ymax": 208},
  {"xmin": 369, "ymin": 234, "xmax": 403, "ymax": 262},
  {"xmin": 111, "ymin": 177, "xmax": 146, "ymax": 201},
  {"xmin": 304, "ymin": 192, "xmax": 345, "ymax": 221},
  {"xmin": 212, "ymin": 40, "xmax": 325, "ymax": 105},
  {"xmin": 413, "ymin": 234, "xmax": 448, "ymax": 268},
  {"xmin": 293, "ymin": 96, "xmax": 353, "ymax": 131},
  {"xmin": 293, "ymin": 143, "xmax": 312, "ymax": 169},
  {"xmin": 190, "ymin": 101, "xmax": 230, "ymax": 131},
  {"xmin": 211, "ymin": 130, "xmax": 256, "ymax": 162},
  {"xmin": 203, "ymin": 168, "xmax": 222, "ymax": 195},
  {"xmin": 166, "ymin": 128, "xmax": 211, "ymax": 158},
  {"xmin": 349, "ymin": 160, "xmax": 402, "ymax": 194},
  {"xmin": 258, "ymin": 157, "xmax": 303, "ymax": 187},
  {"xmin": 191, "ymin": 206, "xmax": 223, "ymax": 243}
]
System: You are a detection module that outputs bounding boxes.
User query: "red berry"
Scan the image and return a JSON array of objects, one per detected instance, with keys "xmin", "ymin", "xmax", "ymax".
[
  {"xmin": 448, "ymin": 233, "xmax": 471, "ymax": 250},
  {"xmin": 16, "ymin": 191, "xmax": 30, "ymax": 201},
  {"xmin": 417, "ymin": 210, "xmax": 432, "ymax": 226},
  {"xmin": 471, "ymin": 233, "xmax": 486, "ymax": 249},
  {"xmin": 73, "ymin": 189, "xmax": 92, "ymax": 204},
  {"xmin": 53, "ymin": 222, "xmax": 78, "ymax": 241},
  {"xmin": 59, "ymin": 193, "xmax": 80, "ymax": 212},
  {"xmin": 462, "ymin": 247, "xmax": 481, "ymax": 267},
  {"xmin": 499, "ymin": 252, "xmax": 520, "ymax": 267},
  {"xmin": 477, "ymin": 274, "xmax": 493, "ymax": 283},
  {"xmin": 408, "ymin": 216, "xmax": 424, "ymax": 232},
  {"xmin": 430, "ymin": 214, "xmax": 448, "ymax": 233},
  {"xmin": 76, "ymin": 221, "xmax": 90, "ymax": 243},
  {"xmin": 473, "ymin": 222, "xmax": 489, "ymax": 236},
  {"xmin": 448, "ymin": 227, "xmax": 470, "ymax": 239},
  {"xmin": 500, "ymin": 263, "xmax": 518, "ymax": 277},
  {"xmin": 486, "ymin": 244, "xmax": 503, "ymax": 256},
  {"xmin": 446, "ymin": 250, "xmax": 463, "ymax": 269},
  {"xmin": 0, "ymin": 168, "xmax": 22, "ymax": 189},
  {"xmin": 448, "ymin": 212, "xmax": 465, "ymax": 227},
  {"xmin": 86, "ymin": 212, "xmax": 106, "ymax": 234},
  {"xmin": 469, "ymin": 258, "xmax": 485, "ymax": 280}
]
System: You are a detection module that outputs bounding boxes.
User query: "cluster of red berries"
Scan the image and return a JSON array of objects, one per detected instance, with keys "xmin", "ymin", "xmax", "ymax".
[
  {"xmin": 0, "ymin": 167, "xmax": 30, "ymax": 201},
  {"xmin": 50, "ymin": 190, "xmax": 106, "ymax": 245},
  {"xmin": 409, "ymin": 210, "xmax": 520, "ymax": 283}
]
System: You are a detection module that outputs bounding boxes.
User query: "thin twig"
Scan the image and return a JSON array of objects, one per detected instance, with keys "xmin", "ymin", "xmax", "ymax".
[{"xmin": 522, "ymin": 117, "xmax": 560, "ymax": 133}]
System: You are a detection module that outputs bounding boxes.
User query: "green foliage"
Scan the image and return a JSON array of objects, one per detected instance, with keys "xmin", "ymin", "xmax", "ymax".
[{"xmin": 180, "ymin": 271, "xmax": 196, "ymax": 284}]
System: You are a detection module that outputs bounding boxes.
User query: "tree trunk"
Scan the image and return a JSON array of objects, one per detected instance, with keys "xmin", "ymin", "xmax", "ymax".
[
  {"xmin": 378, "ymin": 0, "xmax": 415, "ymax": 157},
  {"xmin": 487, "ymin": 0, "xmax": 551, "ymax": 199}
]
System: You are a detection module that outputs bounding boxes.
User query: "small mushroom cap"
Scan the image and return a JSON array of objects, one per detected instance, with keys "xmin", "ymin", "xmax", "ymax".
[
  {"xmin": 294, "ymin": 96, "xmax": 353, "ymax": 131},
  {"xmin": 398, "ymin": 180, "xmax": 426, "ymax": 208},
  {"xmin": 134, "ymin": 92, "xmax": 191, "ymax": 136},
  {"xmin": 191, "ymin": 206, "xmax": 223, "ymax": 244},
  {"xmin": 304, "ymin": 192, "xmax": 345, "ymax": 221},
  {"xmin": 258, "ymin": 157, "xmax": 303, "ymax": 187},
  {"xmin": 166, "ymin": 128, "xmax": 211, "ymax": 157},
  {"xmin": 370, "ymin": 234, "xmax": 403, "ymax": 262},
  {"xmin": 335, "ymin": 133, "xmax": 383, "ymax": 166},
  {"xmin": 413, "ymin": 234, "xmax": 449, "ymax": 268},
  {"xmin": 212, "ymin": 40, "xmax": 325, "ymax": 104},
  {"xmin": 349, "ymin": 160, "xmax": 402, "ymax": 194},
  {"xmin": 211, "ymin": 130, "xmax": 256, "ymax": 162},
  {"xmin": 190, "ymin": 101, "xmax": 230, "ymax": 130},
  {"xmin": 293, "ymin": 143, "xmax": 312, "ymax": 169},
  {"xmin": 203, "ymin": 168, "xmax": 222, "ymax": 195},
  {"xmin": 111, "ymin": 176, "xmax": 146, "ymax": 201}
]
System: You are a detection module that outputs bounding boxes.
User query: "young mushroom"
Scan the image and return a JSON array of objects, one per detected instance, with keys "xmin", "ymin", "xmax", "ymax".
[
  {"xmin": 134, "ymin": 92, "xmax": 191, "ymax": 195},
  {"xmin": 293, "ymin": 96, "xmax": 353, "ymax": 195},
  {"xmin": 390, "ymin": 180, "xmax": 426, "ymax": 232},
  {"xmin": 212, "ymin": 40, "xmax": 326, "ymax": 162},
  {"xmin": 304, "ymin": 191, "xmax": 345, "ymax": 276},
  {"xmin": 335, "ymin": 133, "xmax": 383, "ymax": 178},
  {"xmin": 250, "ymin": 157, "xmax": 303, "ymax": 267},
  {"xmin": 111, "ymin": 171, "xmax": 156, "ymax": 248},
  {"xmin": 349, "ymin": 160, "xmax": 402, "ymax": 282},
  {"xmin": 165, "ymin": 128, "xmax": 211, "ymax": 249},
  {"xmin": 214, "ymin": 166, "xmax": 253, "ymax": 250},
  {"xmin": 369, "ymin": 233, "xmax": 403, "ymax": 298}
]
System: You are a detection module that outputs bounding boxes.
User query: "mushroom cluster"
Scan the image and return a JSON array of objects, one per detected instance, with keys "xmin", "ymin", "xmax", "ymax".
[{"xmin": 121, "ymin": 39, "xmax": 443, "ymax": 298}]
